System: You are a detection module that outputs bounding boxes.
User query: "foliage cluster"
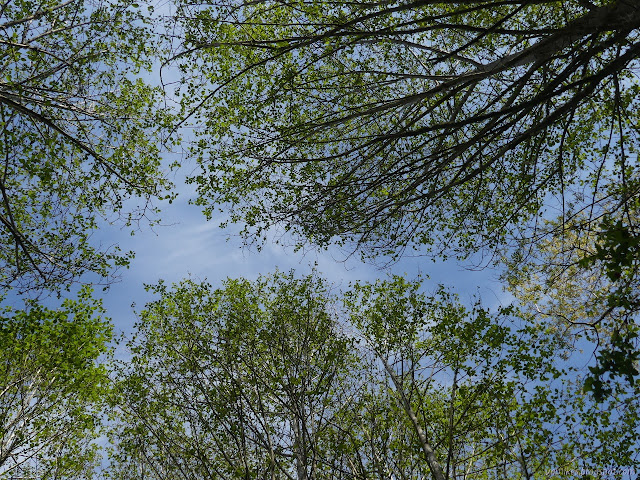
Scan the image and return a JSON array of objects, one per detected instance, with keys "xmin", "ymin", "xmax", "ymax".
[
  {"xmin": 108, "ymin": 273, "xmax": 640, "ymax": 479},
  {"xmin": 0, "ymin": 287, "xmax": 112, "ymax": 479},
  {"xmin": 0, "ymin": 0, "xmax": 175, "ymax": 293}
]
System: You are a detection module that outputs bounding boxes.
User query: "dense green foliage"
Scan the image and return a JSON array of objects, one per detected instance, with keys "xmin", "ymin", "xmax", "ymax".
[
  {"xmin": 0, "ymin": 288, "xmax": 112, "ymax": 479},
  {"xmin": 108, "ymin": 273, "xmax": 640, "ymax": 479},
  {"xmin": 0, "ymin": 0, "xmax": 174, "ymax": 293},
  {"xmin": 174, "ymin": 0, "xmax": 640, "ymax": 261}
]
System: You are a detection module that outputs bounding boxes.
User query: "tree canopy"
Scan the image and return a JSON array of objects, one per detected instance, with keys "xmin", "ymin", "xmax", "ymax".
[
  {"xmin": 1, "ymin": 1, "xmax": 640, "ymax": 478},
  {"xmin": 0, "ymin": 287, "xmax": 112, "ymax": 479},
  {"xmin": 174, "ymin": 0, "xmax": 640, "ymax": 261},
  {"xmin": 0, "ymin": 0, "xmax": 174, "ymax": 293},
  {"xmin": 108, "ymin": 272, "xmax": 640, "ymax": 479}
]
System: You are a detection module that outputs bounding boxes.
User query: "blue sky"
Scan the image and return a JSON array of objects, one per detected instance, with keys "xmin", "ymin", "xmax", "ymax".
[{"xmin": 92, "ymin": 157, "xmax": 508, "ymax": 338}]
